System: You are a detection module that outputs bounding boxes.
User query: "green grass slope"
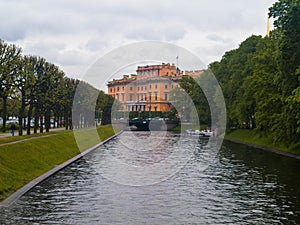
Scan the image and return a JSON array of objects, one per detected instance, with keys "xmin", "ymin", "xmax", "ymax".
[
  {"xmin": 0, "ymin": 125, "xmax": 116, "ymax": 201},
  {"xmin": 225, "ymin": 129, "xmax": 300, "ymax": 155}
]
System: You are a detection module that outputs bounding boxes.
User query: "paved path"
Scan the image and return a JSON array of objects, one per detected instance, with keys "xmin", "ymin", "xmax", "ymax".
[
  {"xmin": 0, "ymin": 127, "xmax": 65, "ymax": 138},
  {"xmin": 0, "ymin": 128, "xmax": 66, "ymax": 146},
  {"xmin": 0, "ymin": 134, "xmax": 58, "ymax": 147}
]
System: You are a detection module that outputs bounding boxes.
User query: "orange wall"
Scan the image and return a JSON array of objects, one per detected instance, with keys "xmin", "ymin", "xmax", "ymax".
[{"xmin": 108, "ymin": 64, "xmax": 187, "ymax": 112}]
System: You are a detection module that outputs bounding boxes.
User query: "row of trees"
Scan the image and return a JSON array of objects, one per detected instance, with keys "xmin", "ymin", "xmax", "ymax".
[
  {"xmin": 213, "ymin": 0, "xmax": 299, "ymax": 147},
  {"xmin": 179, "ymin": 0, "xmax": 299, "ymax": 147},
  {"xmin": 0, "ymin": 39, "xmax": 114, "ymax": 136}
]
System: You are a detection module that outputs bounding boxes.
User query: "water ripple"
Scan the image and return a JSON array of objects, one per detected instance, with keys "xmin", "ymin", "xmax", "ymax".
[{"xmin": 0, "ymin": 132, "xmax": 299, "ymax": 224}]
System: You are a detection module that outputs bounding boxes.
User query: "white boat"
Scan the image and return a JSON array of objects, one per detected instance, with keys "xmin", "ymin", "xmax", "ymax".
[
  {"xmin": 200, "ymin": 130, "xmax": 213, "ymax": 137},
  {"xmin": 186, "ymin": 129, "xmax": 202, "ymax": 135},
  {"xmin": 186, "ymin": 129, "xmax": 213, "ymax": 137}
]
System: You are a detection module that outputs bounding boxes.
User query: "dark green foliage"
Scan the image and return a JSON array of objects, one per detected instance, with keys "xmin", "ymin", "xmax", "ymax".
[
  {"xmin": 0, "ymin": 39, "xmax": 114, "ymax": 134},
  {"xmin": 210, "ymin": 0, "xmax": 300, "ymax": 147},
  {"xmin": 0, "ymin": 40, "xmax": 21, "ymax": 132},
  {"xmin": 95, "ymin": 90, "xmax": 115, "ymax": 125},
  {"xmin": 173, "ymin": 75, "xmax": 211, "ymax": 125}
]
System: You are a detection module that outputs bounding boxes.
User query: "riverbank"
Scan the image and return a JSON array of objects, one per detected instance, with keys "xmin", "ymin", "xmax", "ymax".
[
  {"xmin": 0, "ymin": 125, "xmax": 116, "ymax": 202},
  {"xmin": 225, "ymin": 129, "xmax": 300, "ymax": 159}
]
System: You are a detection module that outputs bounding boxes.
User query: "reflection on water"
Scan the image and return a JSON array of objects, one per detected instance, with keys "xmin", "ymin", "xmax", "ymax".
[{"xmin": 0, "ymin": 132, "xmax": 299, "ymax": 224}]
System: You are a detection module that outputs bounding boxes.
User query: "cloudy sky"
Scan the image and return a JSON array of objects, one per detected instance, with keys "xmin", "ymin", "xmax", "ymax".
[{"xmin": 0, "ymin": 0, "xmax": 276, "ymax": 80}]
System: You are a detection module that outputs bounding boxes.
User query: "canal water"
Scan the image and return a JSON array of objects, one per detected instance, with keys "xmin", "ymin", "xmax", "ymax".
[{"xmin": 0, "ymin": 131, "xmax": 299, "ymax": 224}]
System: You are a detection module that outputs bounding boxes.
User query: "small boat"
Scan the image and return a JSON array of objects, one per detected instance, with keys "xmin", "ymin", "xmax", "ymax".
[
  {"xmin": 186, "ymin": 129, "xmax": 202, "ymax": 135},
  {"xmin": 186, "ymin": 129, "xmax": 213, "ymax": 137},
  {"xmin": 200, "ymin": 130, "xmax": 213, "ymax": 137},
  {"xmin": 129, "ymin": 117, "xmax": 180, "ymax": 131}
]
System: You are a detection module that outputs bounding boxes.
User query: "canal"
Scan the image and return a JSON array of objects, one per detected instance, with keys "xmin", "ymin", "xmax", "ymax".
[{"xmin": 0, "ymin": 131, "xmax": 299, "ymax": 224}]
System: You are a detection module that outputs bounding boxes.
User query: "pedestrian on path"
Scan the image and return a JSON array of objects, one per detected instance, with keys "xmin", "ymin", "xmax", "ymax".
[{"xmin": 10, "ymin": 123, "xmax": 16, "ymax": 136}]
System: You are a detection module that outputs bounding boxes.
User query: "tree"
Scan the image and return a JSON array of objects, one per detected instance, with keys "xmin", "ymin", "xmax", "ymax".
[
  {"xmin": 210, "ymin": 35, "xmax": 263, "ymax": 129},
  {"xmin": 96, "ymin": 90, "xmax": 115, "ymax": 124},
  {"xmin": 63, "ymin": 77, "xmax": 78, "ymax": 130},
  {"xmin": 269, "ymin": 0, "xmax": 300, "ymax": 93},
  {"xmin": 170, "ymin": 85, "xmax": 195, "ymax": 122},
  {"xmin": 0, "ymin": 39, "xmax": 21, "ymax": 132},
  {"xmin": 244, "ymin": 37, "xmax": 281, "ymax": 134},
  {"xmin": 43, "ymin": 63, "xmax": 64, "ymax": 132},
  {"xmin": 25, "ymin": 56, "xmax": 38, "ymax": 135},
  {"xmin": 14, "ymin": 55, "xmax": 37, "ymax": 135},
  {"xmin": 268, "ymin": 0, "xmax": 300, "ymax": 144}
]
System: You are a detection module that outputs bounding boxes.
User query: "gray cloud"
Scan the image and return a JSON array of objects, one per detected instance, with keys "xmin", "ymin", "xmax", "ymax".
[
  {"xmin": 0, "ymin": 0, "xmax": 277, "ymax": 78},
  {"xmin": 206, "ymin": 34, "xmax": 234, "ymax": 44},
  {"xmin": 125, "ymin": 25, "xmax": 186, "ymax": 41},
  {"xmin": 85, "ymin": 39, "xmax": 110, "ymax": 52}
]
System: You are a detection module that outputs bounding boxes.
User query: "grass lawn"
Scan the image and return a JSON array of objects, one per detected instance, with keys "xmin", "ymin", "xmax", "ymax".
[
  {"xmin": 0, "ymin": 125, "xmax": 116, "ymax": 201},
  {"xmin": 225, "ymin": 129, "xmax": 300, "ymax": 155},
  {"xmin": 0, "ymin": 131, "xmax": 61, "ymax": 145}
]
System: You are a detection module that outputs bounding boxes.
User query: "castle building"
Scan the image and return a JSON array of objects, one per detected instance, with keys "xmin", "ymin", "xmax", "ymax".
[{"xmin": 107, "ymin": 63, "xmax": 203, "ymax": 112}]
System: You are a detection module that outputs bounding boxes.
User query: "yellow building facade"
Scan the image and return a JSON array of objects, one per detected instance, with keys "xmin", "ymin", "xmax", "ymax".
[{"xmin": 107, "ymin": 63, "xmax": 203, "ymax": 112}]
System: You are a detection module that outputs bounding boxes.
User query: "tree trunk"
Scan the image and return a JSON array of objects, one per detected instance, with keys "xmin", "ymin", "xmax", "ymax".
[
  {"xmin": 23, "ymin": 117, "xmax": 26, "ymax": 130},
  {"xmin": 18, "ymin": 116, "xmax": 23, "ymax": 136},
  {"xmin": 65, "ymin": 112, "xmax": 69, "ymax": 130},
  {"xmin": 69, "ymin": 114, "xmax": 73, "ymax": 130},
  {"xmin": 45, "ymin": 109, "xmax": 50, "ymax": 132},
  {"xmin": 59, "ymin": 116, "xmax": 63, "ymax": 128},
  {"xmin": 18, "ymin": 97, "xmax": 26, "ymax": 136},
  {"xmin": 27, "ymin": 103, "xmax": 33, "ymax": 135},
  {"xmin": 40, "ymin": 115, "xmax": 43, "ymax": 133},
  {"xmin": 2, "ymin": 97, "xmax": 7, "ymax": 133},
  {"xmin": 34, "ymin": 107, "xmax": 39, "ymax": 134},
  {"xmin": 53, "ymin": 113, "xmax": 56, "ymax": 129}
]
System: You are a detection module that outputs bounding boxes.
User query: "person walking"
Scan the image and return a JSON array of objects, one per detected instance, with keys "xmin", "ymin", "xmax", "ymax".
[{"xmin": 10, "ymin": 123, "xmax": 16, "ymax": 136}]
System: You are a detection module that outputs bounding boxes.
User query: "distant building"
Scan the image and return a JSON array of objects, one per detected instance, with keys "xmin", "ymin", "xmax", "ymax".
[{"xmin": 107, "ymin": 63, "xmax": 204, "ymax": 112}]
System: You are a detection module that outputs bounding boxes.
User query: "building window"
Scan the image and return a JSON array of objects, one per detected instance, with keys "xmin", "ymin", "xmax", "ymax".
[
  {"xmin": 130, "ymin": 94, "xmax": 133, "ymax": 101},
  {"xmin": 154, "ymin": 92, "xmax": 158, "ymax": 101},
  {"xmin": 165, "ymin": 84, "xmax": 168, "ymax": 89},
  {"xmin": 149, "ymin": 92, "xmax": 152, "ymax": 101},
  {"xmin": 130, "ymin": 86, "xmax": 133, "ymax": 91},
  {"xmin": 150, "ymin": 84, "xmax": 152, "ymax": 90},
  {"xmin": 122, "ymin": 86, "xmax": 124, "ymax": 91},
  {"xmin": 164, "ymin": 92, "xmax": 168, "ymax": 101},
  {"xmin": 110, "ymin": 88, "xmax": 112, "ymax": 92},
  {"xmin": 141, "ymin": 86, "xmax": 143, "ymax": 91},
  {"xmin": 117, "ymin": 87, "xmax": 119, "ymax": 91},
  {"xmin": 138, "ymin": 87, "xmax": 140, "ymax": 91},
  {"xmin": 155, "ymin": 84, "xmax": 158, "ymax": 89}
]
